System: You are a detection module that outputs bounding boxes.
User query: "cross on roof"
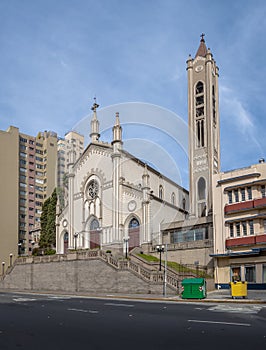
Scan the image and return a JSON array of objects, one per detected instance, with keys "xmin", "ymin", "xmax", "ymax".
[{"xmin": 91, "ymin": 97, "xmax": 99, "ymax": 112}]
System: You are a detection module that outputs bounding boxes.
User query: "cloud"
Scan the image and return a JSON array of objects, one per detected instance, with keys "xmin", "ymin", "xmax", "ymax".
[
  {"xmin": 219, "ymin": 83, "xmax": 264, "ymax": 167},
  {"xmin": 220, "ymin": 85, "xmax": 254, "ymax": 132}
]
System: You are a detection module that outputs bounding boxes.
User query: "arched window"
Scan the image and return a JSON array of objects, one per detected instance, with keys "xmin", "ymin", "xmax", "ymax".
[
  {"xmin": 87, "ymin": 179, "xmax": 99, "ymax": 199},
  {"xmin": 198, "ymin": 177, "xmax": 206, "ymax": 200},
  {"xmin": 129, "ymin": 218, "xmax": 140, "ymax": 228},
  {"xmin": 159, "ymin": 185, "xmax": 164, "ymax": 200},
  {"xmin": 212, "ymin": 85, "xmax": 216, "ymax": 123},
  {"xmin": 182, "ymin": 197, "xmax": 186, "ymax": 211},
  {"xmin": 171, "ymin": 192, "xmax": 175, "ymax": 205},
  {"xmin": 90, "ymin": 218, "xmax": 100, "ymax": 230},
  {"xmin": 196, "ymin": 120, "xmax": 205, "ymax": 148},
  {"xmin": 195, "ymin": 81, "xmax": 204, "ymax": 94}
]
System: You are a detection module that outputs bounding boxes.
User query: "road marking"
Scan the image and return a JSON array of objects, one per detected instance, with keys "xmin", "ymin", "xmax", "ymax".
[
  {"xmin": 208, "ymin": 305, "xmax": 262, "ymax": 314},
  {"xmin": 188, "ymin": 319, "xmax": 251, "ymax": 327},
  {"xmin": 67, "ymin": 308, "xmax": 98, "ymax": 314},
  {"xmin": 13, "ymin": 298, "xmax": 36, "ymax": 302},
  {"xmin": 104, "ymin": 303, "xmax": 134, "ymax": 308},
  {"xmin": 48, "ymin": 296, "xmax": 72, "ymax": 300}
]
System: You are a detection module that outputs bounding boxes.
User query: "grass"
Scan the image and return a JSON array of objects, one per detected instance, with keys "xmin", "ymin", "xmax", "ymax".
[{"xmin": 137, "ymin": 253, "xmax": 209, "ymax": 278}]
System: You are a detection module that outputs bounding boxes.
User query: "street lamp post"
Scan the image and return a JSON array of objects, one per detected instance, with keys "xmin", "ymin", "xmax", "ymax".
[
  {"xmin": 18, "ymin": 243, "xmax": 22, "ymax": 256},
  {"xmin": 2, "ymin": 262, "xmax": 5, "ymax": 276},
  {"xmin": 9, "ymin": 254, "xmax": 13, "ymax": 267},
  {"xmin": 74, "ymin": 233, "xmax": 79, "ymax": 250},
  {"xmin": 156, "ymin": 245, "xmax": 165, "ymax": 271},
  {"xmin": 123, "ymin": 237, "xmax": 129, "ymax": 259}
]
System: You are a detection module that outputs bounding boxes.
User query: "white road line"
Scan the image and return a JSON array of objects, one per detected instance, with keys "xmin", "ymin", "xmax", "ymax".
[
  {"xmin": 188, "ymin": 319, "xmax": 251, "ymax": 327},
  {"xmin": 13, "ymin": 298, "xmax": 36, "ymax": 302},
  {"xmin": 68, "ymin": 308, "xmax": 88, "ymax": 313},
  {"xmin": 104, "ymin": 303, "xmax": 134, "ymax": 308},
  {"xmin": 67, "ymin": 308, "xmax": 98, "ymax": 314}
]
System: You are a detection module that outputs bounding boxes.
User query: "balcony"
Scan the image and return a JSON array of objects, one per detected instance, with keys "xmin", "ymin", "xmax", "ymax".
[
  {"xmin": 226, "ymin": 234, "xmax": 266, "ymax": 248},
  {"xmin": 225, "ymin": 197, "xmax": 266, "ymax": 214}
]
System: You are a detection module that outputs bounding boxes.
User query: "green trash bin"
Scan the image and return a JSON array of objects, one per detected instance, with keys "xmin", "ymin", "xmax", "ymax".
[{"xmin": 181, "ymin": 278, "xmax": 207, "ymax": 299}]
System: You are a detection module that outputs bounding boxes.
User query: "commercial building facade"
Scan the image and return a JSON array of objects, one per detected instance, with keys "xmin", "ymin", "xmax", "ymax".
[{"xmin": 212, "ymin": 162, "xmax": 266, "ymax": 288}]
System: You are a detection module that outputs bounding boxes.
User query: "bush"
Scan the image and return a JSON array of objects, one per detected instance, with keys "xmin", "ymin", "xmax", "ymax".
[{"xmin": 45, "ymin": 249, "xmax": 56, "ymax": 255}]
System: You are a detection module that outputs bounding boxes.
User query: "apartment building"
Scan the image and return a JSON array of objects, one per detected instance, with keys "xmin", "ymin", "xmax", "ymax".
[
  {"xmin": 213, "ymin": 161, "xmax": 266, "ymax": 288},
  {"xmin": 0, "ymin": 126, "xmax": 19, "ymax": 273},
  {"xmin": 57, "ymin": 131, "xmax": 84, "ymax": 208},
  {"xmin": 18, "ymin": 130, "xmax": 57, "ymax": 254}
]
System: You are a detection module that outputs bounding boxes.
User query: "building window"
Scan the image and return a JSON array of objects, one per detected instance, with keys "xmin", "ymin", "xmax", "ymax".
[
  {"xmin": 159, "ymin": 185, "xmax": 163, "ymax": 200},
  {"xmin": 231, "ymin": 266, "xmax": 241, "ymax": 282},
  {"xmin": 234, "ymin": 189, "xmax": 239, "ymax": 203},
  {"xmin": 249, "ymin": 220, "xmax": 254, "ymax": 235},
  {"xmin": 87, "ymin": 179, "xmax": 99, "ymax": 199},
  {"xmin": 236, "ymin": 222, "xmax": 240, "ymax": 237},
  {"xmin": 171, "ymin": 192, "xmax": 175, "ymax": 205},
  {"xmin": 171, "ymin": 227, "xmax": 208, "ymax": 243},
  {"xmin": 129, "ymin": 218, "xmax": 140, "ymax": 228},
  {"xmin": 247, "ymin": 187, "xmax": 252, "ymax": 200},
  {"xmin": 195, "ymin": 81, "xmax": 204, "ymax": 94},
  {"xmin": 198, "ymin": 177, "xmax": 206, "ymax": 200},
  {"xmin": 228, "ymin": 191, "xmax": 233, "ymax": 204},
  {"xmin": 229, "ymin": 223, "xmax": 234, "ymax": 237},
  {"xmin": 261, "ymin": 185, "xmax": 266, "ymax": 198},
  {"xmin": 242, "ymin": 221, "xmax": 247, "ymax": 236},
  {"xmin": 196, "ymin": 120, "xmax": 205, "ymax": 148},
  {"xmin": 245, "ymin": 266, "xmax": 256, "ymax": 283},
  {"xmin": 241, "ymin": 188, "xmax": 246, "ymax": 201},
  {"xmin": 263, "ymin": 219, "xmax": 266, "ymax": 234},
  {"xmin": 212, "ymin": 85, "xmax": 216, "ymax": 124},
  {"xmin": 182, "ymin": 197, "xmax": 186, "ymax": 211},
  {"xmin": 263, "ymin": 265, "xmax": 266, "ymax": 283}
]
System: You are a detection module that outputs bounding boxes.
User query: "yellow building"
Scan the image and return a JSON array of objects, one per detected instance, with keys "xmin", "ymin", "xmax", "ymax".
[{"xmin": 0, "ymin": 126, "xmax": 19, "ymax": 274}]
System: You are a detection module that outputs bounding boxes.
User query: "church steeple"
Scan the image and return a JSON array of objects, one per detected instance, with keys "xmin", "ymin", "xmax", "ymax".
[
  {"xmin": 187, "ymin": 34, "xmax": 220, "ymax": 218},
  {"xmin": 90, "ymin": 98, "xmax": 100, "ymax": 143},
  {"xmin": 195, "ymin": 33, "xmax": 207, "ymax": 58},
  {"xmin": 112, "ymin": 112, "xmax": 122, "ymax": 148}
]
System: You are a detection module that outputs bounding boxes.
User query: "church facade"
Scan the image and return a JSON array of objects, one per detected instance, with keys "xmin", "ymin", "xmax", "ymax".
[
  {"xmin": 56, "ymin": 35, "xmax": 219, "ymax": 260},
  {"xmin": 56, "ymin": 104, "xmax": 189, "ymax": 254}
]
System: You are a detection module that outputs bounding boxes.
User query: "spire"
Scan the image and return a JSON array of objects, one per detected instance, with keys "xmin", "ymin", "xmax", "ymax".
[
  {"xmin": 142, "ymin": 163, "xmax": 150, "ymax": 187},
  {"xmin": 112, "ymin": 112, "xmax": 122, "ymax": 147},
  {"xmin": 90, "ymin": 97, "xmax": 100, "ymax": 142},
  {"xmin": 195, "ymin": 33, "xmax": 207, "ymax": 58}
]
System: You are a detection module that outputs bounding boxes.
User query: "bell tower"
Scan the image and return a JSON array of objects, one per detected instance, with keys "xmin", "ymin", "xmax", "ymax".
[{"xmin": 187, "ymin": 34, "xmax": 220, "ymax": 218}]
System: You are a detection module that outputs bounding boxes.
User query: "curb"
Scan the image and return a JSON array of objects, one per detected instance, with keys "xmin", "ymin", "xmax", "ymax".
[{"xmin": 1, "ymin": 289, "xmax": 266, "ymax": 304}]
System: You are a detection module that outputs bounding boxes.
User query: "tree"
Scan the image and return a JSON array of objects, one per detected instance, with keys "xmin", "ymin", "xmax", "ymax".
[{"xmin": 39, "ymin": 188, "xmax": 57, "ymax": 253}]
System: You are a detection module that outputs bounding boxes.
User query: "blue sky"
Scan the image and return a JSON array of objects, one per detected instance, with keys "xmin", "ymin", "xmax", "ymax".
[{"xmin": 0, "ymin": 0, "xmax": 266, "ymax": 189}]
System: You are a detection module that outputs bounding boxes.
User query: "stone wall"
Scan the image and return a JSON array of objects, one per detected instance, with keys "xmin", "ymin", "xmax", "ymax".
[{"xmin": 0, "ymin": 257, "xmax": 175, "ymax": 295}]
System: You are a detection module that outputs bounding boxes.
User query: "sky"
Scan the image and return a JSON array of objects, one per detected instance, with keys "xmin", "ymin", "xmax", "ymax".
[{"xmin": 0, "ymin": 0, "xmax": 266, "ymax": 190}]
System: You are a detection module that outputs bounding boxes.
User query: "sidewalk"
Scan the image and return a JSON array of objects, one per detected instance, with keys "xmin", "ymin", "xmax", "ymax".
[
  {"xmin": 1, "ymin": 288, "xmax": 266, "ymax": 304},
  {"xmin": 89, "ymin": 289, "xmax": 266, "ymax": 304}
]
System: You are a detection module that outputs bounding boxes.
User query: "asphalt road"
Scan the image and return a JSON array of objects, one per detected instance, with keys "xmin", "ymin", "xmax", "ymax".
[{"xmin": 0, "ymin": 292, "xmax": 265, "ymax": 350}]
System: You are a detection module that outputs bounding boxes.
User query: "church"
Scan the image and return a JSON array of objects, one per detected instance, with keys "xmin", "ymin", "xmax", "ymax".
[
  {"xmin": 56, "ymin": 35, "xmax": 220, "ymax": 263},
  {"xmin": 56, "ymin": 102, "xmax": 189, "ymax": 254}
]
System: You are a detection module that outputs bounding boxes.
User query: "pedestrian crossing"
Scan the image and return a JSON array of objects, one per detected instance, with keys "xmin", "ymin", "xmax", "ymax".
[{"xmin": 207, "ymin": 304, "xmax": 263, "ymax": 314}]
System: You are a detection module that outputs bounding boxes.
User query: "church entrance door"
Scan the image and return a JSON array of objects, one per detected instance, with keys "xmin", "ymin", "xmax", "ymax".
[
  {"xmin": 90, "ymin": 230, "xmax": 100, "ymax": 249},
  {"xmin": 89, "ymin": 218, "xmax": 100, "ymax": 249},
  {"xmin": 128, "ymin": 218, "xmax": 140, "ymax": 251},
  {"xmin": 63, "ymin": 232, "xmax": 68, "ymax": 254}
]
